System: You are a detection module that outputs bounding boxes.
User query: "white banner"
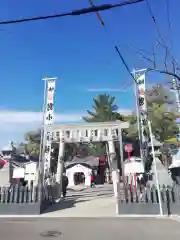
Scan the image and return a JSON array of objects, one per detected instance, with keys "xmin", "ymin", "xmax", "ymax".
[
  {"xmin": 136, "ymin": 73, "xmax": 148, "ymax": 159},
  {"xmin": 44, "ymin": 80, "xmax": 56, "ymax": 175},
  {"xmin": 136, "ymin": 74, "xmax": 146, "ymax": 112},
  {"xmin": 44, "ymin": 81, "xmax": 56, "ymax": 125}
]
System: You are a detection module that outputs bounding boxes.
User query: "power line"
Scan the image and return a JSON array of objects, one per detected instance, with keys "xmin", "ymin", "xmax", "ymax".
[
  {"xmin": 0, "ymin": 0, "xmax": 144, "ymax": 25},
  {"xmin": 145, "ymin": 0, "xmax": 167, "ymax": 48},
  {"xmin": 165, "ymin": 0, "xmax": 173, "ymax": 50},
  {"xmin": 145, "ymin": 0, "xmax": 180, "ymax": 81},
  {"xmin": 88, "ymin": 0, "xmax": 141, "ymax": 89},
  {"xmin": 113, "ymin": 44, "xmax": 155, "ymax": 90},
  {"xmin": 0, "ymin": 28, "xmax": 14, "ymax": 35},
  {"xmin": 166, "ymin": 0, "xmax": 171, "ymax": 36}
]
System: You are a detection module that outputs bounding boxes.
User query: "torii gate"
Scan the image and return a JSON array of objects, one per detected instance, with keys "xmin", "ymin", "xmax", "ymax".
[{"xmin": 46, "ymin": 120, "xmax": 129, "ymax": 201}]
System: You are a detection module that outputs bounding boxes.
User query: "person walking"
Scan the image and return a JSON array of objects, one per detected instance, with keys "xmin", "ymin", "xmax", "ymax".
[
  {"xmin": 45, "ymin": 173, "xmax": 54, "ymax": 204},
  {"xmin": 90, "ymin": 172, "xmax": 95, "ymax": 188},
  {"xmin": 62, "ymin": 173, "xmax": 69, "ymax": 198},
  {"xmin": 137, "ymin": 174, "xmax": 146, "ymax": 201}
]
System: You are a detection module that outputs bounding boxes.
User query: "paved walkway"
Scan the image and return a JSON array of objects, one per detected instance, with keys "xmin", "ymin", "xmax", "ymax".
[{"xmin": 43, "ymin": 184, "xmax": 117, "ymax": 217}]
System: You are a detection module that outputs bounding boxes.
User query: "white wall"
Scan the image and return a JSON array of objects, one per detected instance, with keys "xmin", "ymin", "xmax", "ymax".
[
  {"xmin": 66, "ymin": 164, "xmax": 91, "ymax": 187},
  {"xmin": 0, "ymin": 162, "xmax": 10, "ymax": 187}
]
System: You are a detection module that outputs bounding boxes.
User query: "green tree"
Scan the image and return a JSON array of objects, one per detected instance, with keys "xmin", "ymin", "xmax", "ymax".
[
  {"xmin": 87, "ymin": 142, "xmax": 106, "ymax": 156},
  {"xmin": 123, "ymin": 85, "xmax": 179, "ymax": 143},
  {"xmin": 146, "ymin": 84, "xmax": 179, "ymax": 142},
  {"xmin": 148, "ymin": 103, "xmax": 179, "ymax": 142},
  {"xmin": 83, "ymin": 94, "xmax": 124, "ymax": 122},
  {"xmin": 83, "ymin": 94, "xmax": 125, "ymax": 156},
  {"xmin": 123, "ymin": 114, "xmax": 138, "ymax": 139},
  {"xmin": 144, "ymin": 84, "xmax": 179, "ymax": 168},
  {"xmin": 64, "ymin": 143, "xmax": 90, "ymax": 160},
  {"xmin": 23, "ymin": 130, "xmax": 41, "ymax": 157}
]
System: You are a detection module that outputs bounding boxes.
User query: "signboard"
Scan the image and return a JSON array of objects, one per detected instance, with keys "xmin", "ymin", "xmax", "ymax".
[
  {"xmin": 13, "ymin": 167, "xmax": 25, "ymax": 179},
  {"xmin": 25, "ymin": 162, "xmax": 37, "ymax": 174},
  {"xmin": 24, "ymin": 173, "xmax": 36, "ymax": 181}
]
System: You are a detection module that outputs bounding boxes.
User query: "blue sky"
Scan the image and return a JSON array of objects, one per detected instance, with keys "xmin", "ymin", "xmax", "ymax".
[{"xmin": 0, "ymin": 0, "xmax": 179, "ymax": 148}]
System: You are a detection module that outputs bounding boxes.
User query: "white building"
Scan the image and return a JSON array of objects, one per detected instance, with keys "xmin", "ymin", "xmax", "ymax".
[
  {"xmin": 66, "ymin": 163, "xmax": 92, "ymax": 187},
  {"xmin": 1, "ymin": 142, "xmax": 14, "ymax": 160},
  {"xmin": 65, "ymin": 156, "xmax": 98, "ymax": 187},
  {"xmin": 0, "ymin": 161, "xmax": 10, "ymax": 187},
  {"xmin": 169, "ymin": 149, "xmax": 180, "ymax": 184}
]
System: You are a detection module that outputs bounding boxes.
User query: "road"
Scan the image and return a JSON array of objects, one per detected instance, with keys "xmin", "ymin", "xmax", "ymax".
[{"xmin": 0, "ymin": 218, "xmax": 180, "ymax": 239}]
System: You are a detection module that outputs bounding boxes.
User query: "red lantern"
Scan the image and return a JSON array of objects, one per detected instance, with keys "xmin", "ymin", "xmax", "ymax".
[{"xmin": 125, "ymin": 144, "xmax": 133, "ymax": 160}]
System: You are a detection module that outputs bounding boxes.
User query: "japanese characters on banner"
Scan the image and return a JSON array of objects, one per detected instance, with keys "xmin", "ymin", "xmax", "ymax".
[
  {"xmin": 44, "ymin": 80, "xmax": 56, "ymax": 176},
  {"xmin": 136, "ymin": 73, "xmax": 148, "ymax": 161}
]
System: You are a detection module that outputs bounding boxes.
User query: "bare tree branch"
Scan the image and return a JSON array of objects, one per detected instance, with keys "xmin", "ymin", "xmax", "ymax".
[
  {"xmin": 152, "ymin": 39, "xmax": 160, "ymax": 69},
  {"xmin": 129, "ymin": 37, "xmax": 180, "ymax": 82},
  {"xmin": 147, "ymin": 68, "xmax": 180, "ymax": 82},
  {"xmin": 125, "ymin": 44, "xmax": 154, "ymax": 65}
]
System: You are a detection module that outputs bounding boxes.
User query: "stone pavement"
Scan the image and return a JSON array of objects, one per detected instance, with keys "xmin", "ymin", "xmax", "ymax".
[
  {"xmin": 0, "ymin": 217, "xmax": 180, "ymax": 239},
  {"xmin": 43, "ymin": 184, "xmax": 117, "ymax": 217}
]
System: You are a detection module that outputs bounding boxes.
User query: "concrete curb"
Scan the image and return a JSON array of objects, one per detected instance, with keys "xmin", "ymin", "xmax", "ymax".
[
  {"xmin": 0, "ymin": 214, "xmax": 172, "ymax": 219},
  {"xmin": 170, "ymin": 215, "xmax": 180, "ymax": 223}
]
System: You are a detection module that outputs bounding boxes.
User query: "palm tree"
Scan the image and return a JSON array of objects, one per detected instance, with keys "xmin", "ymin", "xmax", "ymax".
[
  {"xmin": 83, "ymin": 94, "xmax": 125, "ymax": 158},
  {"xmin": 83, "ymin": 94, "xmax": 124, "ymax": 122}
]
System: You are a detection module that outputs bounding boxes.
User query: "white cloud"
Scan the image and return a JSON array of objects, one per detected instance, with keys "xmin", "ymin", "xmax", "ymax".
[
  {"xmin": 87, "ymin": 88, "xmax": 128, "ymax": 92},
  {"xmin": 0, "ymin": 110, "xmax": 83, "ymax": 123},
  {"xmin": 0, "ymin": 110, "xmax": 83, "ymax": 148},
  {"xmin": 0, "ymin": 109, "xmax": 132, "ymax": 148},
  {"xmin": 117, "ymin": 109, "xmax": 132, "ymax": 116}
]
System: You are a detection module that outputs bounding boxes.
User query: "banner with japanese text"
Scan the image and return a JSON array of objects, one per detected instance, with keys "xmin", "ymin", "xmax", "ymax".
[
  {"xmin": 136, "ymin": 73, "xmax": 148, "ymax": 161},
  {"xmin": 44, "ymin": 80, "xmax": 56, "ymax": 176}
]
